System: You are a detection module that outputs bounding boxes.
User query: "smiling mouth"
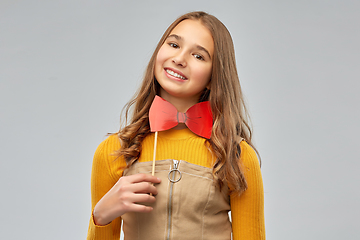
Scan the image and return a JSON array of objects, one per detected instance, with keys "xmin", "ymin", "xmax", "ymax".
[{"xmin": 165, "ymin": 69, "xmax": 186, "ymax": 80}]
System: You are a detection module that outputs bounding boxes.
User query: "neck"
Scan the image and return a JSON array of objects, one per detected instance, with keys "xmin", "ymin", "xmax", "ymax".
[{"xmin": 159, "ymin": 90, "xmax": 199, "ymax": 113}]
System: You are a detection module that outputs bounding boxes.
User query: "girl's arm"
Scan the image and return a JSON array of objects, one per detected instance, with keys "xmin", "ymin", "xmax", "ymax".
[
  {"xmin": 87, "ymin": 135, "xmax": 161, "ymax": 240},
  {"xmin": 87, "ymin": 136, "xmax": 122, "ymax": 239},
  {"xmin": 230, "ymin": 141, "xmax": 265, "ymax": 240}
]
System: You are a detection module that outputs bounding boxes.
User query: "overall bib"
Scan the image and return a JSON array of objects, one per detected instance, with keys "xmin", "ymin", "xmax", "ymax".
[{"xmin": 122, "ymin": 159, "xmax": 232, "ymax": 240}]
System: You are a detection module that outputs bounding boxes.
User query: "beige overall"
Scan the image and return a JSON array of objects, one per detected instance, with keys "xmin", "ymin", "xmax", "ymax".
[{"xmin": 122, "ymin": 159, "xmax": 232, "ymax": 240}]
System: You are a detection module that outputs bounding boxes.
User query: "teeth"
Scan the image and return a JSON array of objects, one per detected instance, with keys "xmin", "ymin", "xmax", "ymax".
[{"xmin": 166, "ymin": 69, "xmax": 186, "ymax": 80}]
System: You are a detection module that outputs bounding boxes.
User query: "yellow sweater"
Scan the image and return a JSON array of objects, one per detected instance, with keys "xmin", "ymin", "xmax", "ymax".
[{"xmin": 87, "ymin": 128, "xmax": 265, "ymax": 239}]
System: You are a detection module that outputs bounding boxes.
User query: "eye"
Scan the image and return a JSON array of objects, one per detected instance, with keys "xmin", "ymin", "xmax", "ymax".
[
  {"xmin": 169, "ymin": 42, "xmax": 179, "ymax": 48},
  {"xmin": 193, "ymin": 54, "xmax": 204, "ymax": 61}
]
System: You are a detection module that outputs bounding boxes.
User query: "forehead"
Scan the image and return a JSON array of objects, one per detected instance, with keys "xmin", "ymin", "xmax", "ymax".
[{"xmin": 169, "ymin": 19, "xmax": 214, "ymax": 56}]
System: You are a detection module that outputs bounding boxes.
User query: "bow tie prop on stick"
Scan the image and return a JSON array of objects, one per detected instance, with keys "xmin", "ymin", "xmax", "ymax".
[{"xmin": 149, "ymin": 95, "xmax": 213, "ymax": 176}]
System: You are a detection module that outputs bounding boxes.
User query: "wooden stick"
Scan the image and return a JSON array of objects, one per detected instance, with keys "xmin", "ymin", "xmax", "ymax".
[{"xmin": 151, "ymin": 131, "xmax": 158, "ymax": 176}]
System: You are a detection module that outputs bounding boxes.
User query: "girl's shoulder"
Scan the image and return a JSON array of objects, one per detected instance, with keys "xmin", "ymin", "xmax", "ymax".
[
  {"xmin": 95, "ymin": 134, "xmax": 121, "ymax": 155},
  {"xmin": 239, "ymin": 140, "xmax": 261, "ymax": 169},
  {"xmin": 92, "ymin": 134, "xmax": 125, "ymax": 179}
]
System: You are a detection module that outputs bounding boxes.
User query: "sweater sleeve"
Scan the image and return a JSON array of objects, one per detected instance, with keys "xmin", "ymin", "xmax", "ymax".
[
  {"xmin": 87, "ymin": 135, "xmax": 124, "ymax": 240},
  {"xmin": 230, "ymin": 141, "xmax": 265, "ymax": 239}
]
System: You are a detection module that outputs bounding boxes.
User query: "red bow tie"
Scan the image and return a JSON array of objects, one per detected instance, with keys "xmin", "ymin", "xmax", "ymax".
[{"xmin": 149, "ymin": 96, "xmax": 213, "ymax": 139}]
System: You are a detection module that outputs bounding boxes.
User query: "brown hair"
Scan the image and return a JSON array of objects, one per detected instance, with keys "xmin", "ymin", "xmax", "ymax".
[{"xmin": 117, "ymin": 11, "xmax": 258, "ymax": 193}]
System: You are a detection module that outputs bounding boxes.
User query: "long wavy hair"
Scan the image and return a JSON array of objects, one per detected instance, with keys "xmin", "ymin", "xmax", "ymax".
[{"xmin": 117, "ymin": 11, "xmax": 258, "ymax": 193}]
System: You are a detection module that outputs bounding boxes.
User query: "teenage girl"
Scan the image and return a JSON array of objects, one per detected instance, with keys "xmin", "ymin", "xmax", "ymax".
[{"xmin": 87, "ymin": 11, "xmax": 265, "ymax": 240}]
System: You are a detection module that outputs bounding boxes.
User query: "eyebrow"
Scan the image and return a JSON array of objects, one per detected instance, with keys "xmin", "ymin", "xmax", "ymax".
[{"xmin": 167, "ymin": 34, "xmax": 212, "ymax": 60}]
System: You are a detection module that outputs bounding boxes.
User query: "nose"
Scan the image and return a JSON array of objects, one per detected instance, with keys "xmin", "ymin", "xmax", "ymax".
[{"xmin": 172, "ymin": 51, "xmax": 187, "ymax": 67}]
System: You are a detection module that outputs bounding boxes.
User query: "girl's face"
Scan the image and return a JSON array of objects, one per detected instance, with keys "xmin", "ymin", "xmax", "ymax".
[{"xmin": 155, "ymin": 19, "xmax": 214, "ymax": 109}]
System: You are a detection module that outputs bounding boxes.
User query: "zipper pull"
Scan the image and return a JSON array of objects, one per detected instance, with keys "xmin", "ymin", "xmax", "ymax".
[
  {"xmin": 173, "ymin": 159, "xmax": 179, "ymax": 169},
  {"xmin": 168, "ymin": 160, "xmax": 181, "ymax": 183}
]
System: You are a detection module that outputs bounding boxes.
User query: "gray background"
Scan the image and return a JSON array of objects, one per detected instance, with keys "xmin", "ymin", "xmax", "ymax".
[{"xmin": 1, "ymin": 0, "xmax": 359, "ymax": 239}]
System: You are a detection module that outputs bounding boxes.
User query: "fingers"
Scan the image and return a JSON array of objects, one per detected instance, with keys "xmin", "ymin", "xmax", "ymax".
[
  {"xmin": 124, "ymin": 193, "xmax": 156, "ymax": 213},
  {"xmin": 118, "ymin": 191, "xmax": 157, "ymax": 214},
  {"xmin": 124, "ymin": 181, "xmax": 159, "ymax": 195},
  {"xmin": 127, "ymin": 173, "xmax": 161, "ymax": 184},
  {"xmin": 94, "ymin": 173, "xmax": 161, "ymax": 223},
  {"xmin": 94, "ymin": 187, "xmax": 157, "ymax": 225},
  {"xmin": 117, "ymin": 173, "xmax": 161, "ymax": 195},
  {"xmin": 128, "ymin": 192, "xmax": 157, "ymax": 204},
  {"xmin": 126, "ymin": 203, "xmax": 154, "ymax": 213}
]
